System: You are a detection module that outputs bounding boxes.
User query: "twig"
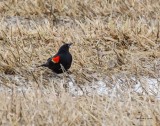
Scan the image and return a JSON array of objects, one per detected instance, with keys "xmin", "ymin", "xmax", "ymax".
[
  {"xmin": 113, "ymin": 49, "xmax": 125, "ymax": 65},
  {"xmin": 1, "ymin": 30, "xmax": 7, "ymax": 38},
  {"xmin": 14, "ymin": 39, "xmax": 21, "ymax": 62},
  {"xmin": 156, "ymin": 21, "xmax": 159, "ymax": 43},
  {"xmin": 16, "ymin": 21, "xmax": 22, "ymax": 37},
  {"xmin": 95, "ymin": 44, "xmax": 101, "ymax": 66},
  {"xmin": 30, "ymin": 71, "xmax": 39, "ymax": 87}
]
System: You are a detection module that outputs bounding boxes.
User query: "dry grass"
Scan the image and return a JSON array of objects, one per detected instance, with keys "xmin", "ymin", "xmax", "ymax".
[{"xmin": 0, "ymin": 0, "xmax": 160, "ymax": 125}]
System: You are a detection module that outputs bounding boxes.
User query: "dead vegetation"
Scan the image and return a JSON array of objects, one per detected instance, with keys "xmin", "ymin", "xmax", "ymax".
[{"xmin": 0, "ymin": 0, "xmax": 160, "ymax": 125}]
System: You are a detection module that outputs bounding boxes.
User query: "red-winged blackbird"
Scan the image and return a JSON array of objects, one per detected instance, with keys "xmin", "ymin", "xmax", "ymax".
[{"xmin": 40, "ymin": 43, "xmax": 72, "ymax": 74}]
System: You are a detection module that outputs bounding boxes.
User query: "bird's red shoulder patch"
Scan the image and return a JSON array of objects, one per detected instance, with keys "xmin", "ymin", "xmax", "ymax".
[{"xmin": 52, "ymin": 56, "xmax": 60, "ymax": 63}]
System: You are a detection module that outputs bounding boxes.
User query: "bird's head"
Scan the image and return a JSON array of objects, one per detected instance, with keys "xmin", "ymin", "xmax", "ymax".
[{"xmin": 58, "ymin": 43, "xmax": 72, "ymax": 53}]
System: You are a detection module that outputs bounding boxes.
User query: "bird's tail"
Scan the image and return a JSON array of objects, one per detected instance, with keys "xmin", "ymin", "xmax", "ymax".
[{"xmin": 37, "ymin": 63, "xmax": 48, "ymax": 67}]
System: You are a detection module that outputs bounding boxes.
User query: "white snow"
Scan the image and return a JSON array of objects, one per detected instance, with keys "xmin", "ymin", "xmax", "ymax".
[
  {"xmin": 68, "ymin": 76, "xmax": 160, "ymax": 99},
  {"xmin": 0, "ymin": 74, "xmax": 160, "ymax": 100}
]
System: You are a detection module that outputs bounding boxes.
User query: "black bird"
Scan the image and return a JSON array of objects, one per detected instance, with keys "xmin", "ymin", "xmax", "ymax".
[{"xmin": 40, "ymin": 43, "xmax": 72, "ymax": 74}]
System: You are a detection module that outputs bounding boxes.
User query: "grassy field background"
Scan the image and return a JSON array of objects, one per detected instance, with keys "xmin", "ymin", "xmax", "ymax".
[{"xmin": 0, "ymin": 0, "xmax": 160, "ymax": 125}]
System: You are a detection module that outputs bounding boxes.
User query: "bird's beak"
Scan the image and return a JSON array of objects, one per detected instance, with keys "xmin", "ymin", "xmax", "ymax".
[{"xmin": 68, "ymin": 43, "xmax": 73, "ymax": 47}]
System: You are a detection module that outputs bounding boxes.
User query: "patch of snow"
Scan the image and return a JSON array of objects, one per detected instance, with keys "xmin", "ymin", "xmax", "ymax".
[
  {"xmin": 0, "ymin": 74, "xmax": 159, "ymax": 100},
  {"xmin": 68, "ymin": 76, "xmax": 160, "ymax": 100}
]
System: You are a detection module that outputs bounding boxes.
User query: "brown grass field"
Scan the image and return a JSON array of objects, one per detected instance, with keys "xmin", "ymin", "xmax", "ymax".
[{"xmin": 0, "ymin": 0, "xmax": 160, "ymax": 125}]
